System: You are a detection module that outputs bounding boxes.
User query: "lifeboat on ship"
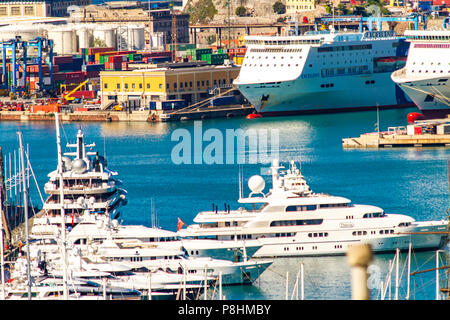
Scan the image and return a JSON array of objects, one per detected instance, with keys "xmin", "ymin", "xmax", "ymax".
[{"xmin": 375, "ymin": 57, "xmax": 397, "ymax": 68}]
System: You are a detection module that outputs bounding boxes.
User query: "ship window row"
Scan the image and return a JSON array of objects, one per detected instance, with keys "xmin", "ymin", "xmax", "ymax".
[
  {"xmin": 318, "ymin": 44, "xmax": 372, "ymax": 53},
  {"xmin": 410, "ymin": 37, "xmax": 450, "ymax": 43},
  {"xmin": 308, "ymin": 232, "xmax": 328, "ymax": 238},
  {"xmin": 363, "ymin": 212, "xmax": 385, "ymax": 218},
  {"xmin": 380, "ymin": 229, "xmax": 394, "ymax": 234},
  {"xmin": 244, "ymin": 63, "xmax": 300, "ymax": 68},
  {"xmin": 230, "ymin": 234, "xmax": 253, "ymax": 240},
  {"xmin": 250, "ymin": 48, "xmax": 303, "ymax": 53},
  {"xmin": 270, "ymin": 219, "xmax": 323, "ymax": 226},
  {"xmin": 246, "ymin": 39, "xmax": 320, "ymax": 45},
  {"xmin": 319, "ymin": 203, "xmax": 348, "ymax": 208},
  {"xmin": 412, "ymin": 62, "xmax": 449, "ymax": 66},
  {"xmin": 276, "ymin": 233, "xmax": 294, "ymax": 237},
  {"xmin": 286, "ymin": 205, "xmax": 317, "ymax": 212},
  {"xmin": 410, "ymin": 70, "xmax": 449, "ymax": 74},
  {"xmin": 352, "ymin": 230, "xmax": 367, "ymax": 236},
  {"xmin": 321, "ymin": 65, "xmax": 369, "ymax": 77}
]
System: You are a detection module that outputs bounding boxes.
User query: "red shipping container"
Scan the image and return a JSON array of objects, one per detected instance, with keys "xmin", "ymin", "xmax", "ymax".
[
  {"xmin": 31, "ymin": 104, "xmax": 60, "ymax": 113},
  {"xmin": 70, "ymin": 90, "xmax": 96, "ymax": 99},
  {"xmin": 85, "ymin": 71, "xmax": 100, "ymax": 78},
  {"xmin": 65, "ymin": 71, "xmax": 85, "ymax": 80},
  {"xmin": 53, "ymin": 55, "xmax": 73, "ymax": 64}
]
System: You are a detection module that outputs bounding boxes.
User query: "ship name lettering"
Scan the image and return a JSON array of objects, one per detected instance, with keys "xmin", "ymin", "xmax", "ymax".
[{"xmin": 340, "ymin": 222, "xmax": 354, "ymax": 228}]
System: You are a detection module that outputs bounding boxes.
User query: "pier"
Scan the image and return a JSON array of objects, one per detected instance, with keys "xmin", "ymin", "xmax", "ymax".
[
  {"xmin": 343, "ymin": 119, "xmax": 450, "ymax": 149},
  {"xmin": 343, "ymin": 133, "xmax": 450, "ymax": 148},
  {"xmin": 0, "ymin": 104, "xmax": 255, "ymax": 122}
]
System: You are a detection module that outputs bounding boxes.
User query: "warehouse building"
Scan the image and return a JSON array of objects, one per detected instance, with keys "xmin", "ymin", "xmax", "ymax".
[
  {"xmin": 0, "ymin": 0, "xmax": 91, "ymax": 18},
  {"xmin": 100, "ymin": 63, "xmax": 241, "ymax": 110}
]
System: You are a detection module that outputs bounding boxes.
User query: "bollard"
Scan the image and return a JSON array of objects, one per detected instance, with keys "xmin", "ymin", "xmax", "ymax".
[{"xmin": 346, "ymin": 244, "xmax": 373, "ymax": 300}]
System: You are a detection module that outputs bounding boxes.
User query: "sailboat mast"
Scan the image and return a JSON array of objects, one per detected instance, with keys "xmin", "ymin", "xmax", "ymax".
[
  {"xmin": 55, "ymin": 113, "xmax": 68, "ymax": 300},
  {"xmin": 0, "ymin": 190, "xmax": 5, "ymax": 299},
  {"xmin": 17, "ymin": 131, "xmax": 32, "ymax": 300}
]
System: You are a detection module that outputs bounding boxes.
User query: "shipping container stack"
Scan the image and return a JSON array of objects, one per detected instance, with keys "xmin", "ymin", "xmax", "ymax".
[
  {"xmin": 227, "ymin": 47, "xmax": 247, "ymax": 65},
  {"xmin": 182, "ymin": 47, "xmax": 239, "ymax": 65}
]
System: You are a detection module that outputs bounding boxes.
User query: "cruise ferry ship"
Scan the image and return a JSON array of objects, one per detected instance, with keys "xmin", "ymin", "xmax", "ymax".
[
  {"xmin": 391, "ymin": 29, "xmax": 450, "ymax": 118},
  {"xmin": 234, "ymin": 29, "xmax": 412, "ymax": 115},
  {"xmin": 178, "ymin": 160, "xmax": 449, "ymax": 257}
]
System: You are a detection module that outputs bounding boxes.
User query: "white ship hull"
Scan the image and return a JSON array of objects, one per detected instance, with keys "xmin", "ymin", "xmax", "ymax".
[
  {"xmin": 390, "ymin": 30, "xmax": 450, "ymax": 118},
  {"xmin": 236, "ymin": 72, "xmax": 411, "ymax": 115},
  {"xmin": 392, "ymin": 72, "xmax": 450, "ymax": 118},
  {"xmin": 234, "ymin": 30, "xmax": 412, "ymax": 115},
  {"xmin": 251, "ymin": 221, "xmax": 447, "ymax": 258}
]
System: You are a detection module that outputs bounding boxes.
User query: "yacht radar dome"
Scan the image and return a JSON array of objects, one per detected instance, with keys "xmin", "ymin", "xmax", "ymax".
[
  {"xmin": 248, "ymin": 175, "xmax": 265, "ymax": 196},
  {"xmin": 61, "ymin": 156, "xmax": 72, "ymax": 171},
  {"xmin": 72, "ymin": 158, "xmax": 87, "ymax": 173}
]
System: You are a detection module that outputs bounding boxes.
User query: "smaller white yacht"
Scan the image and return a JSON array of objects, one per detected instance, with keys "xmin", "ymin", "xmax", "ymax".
[
  {"xmin": 178, "ymin": 160, "xmax": 449, "ymax": 257},
  {"xmin": 90, "ymin": 239, "xmax": 272, "ymax": 285},
  {"xmin": 29, "ymin": 213, "xmax": 263, "ymax": 263}
]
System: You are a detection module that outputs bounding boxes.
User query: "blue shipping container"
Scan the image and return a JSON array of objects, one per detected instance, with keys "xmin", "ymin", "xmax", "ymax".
[
  {"xmin": 57, "ymin": 63, "xmax": 74, "ymax": 71},
  {"xmin": 161, "ymin": 100, "xmax": 186, "ymax": 110},
  {"xmin": 210, "ymin": 95, "xmax": 236, "ymax": 106}
]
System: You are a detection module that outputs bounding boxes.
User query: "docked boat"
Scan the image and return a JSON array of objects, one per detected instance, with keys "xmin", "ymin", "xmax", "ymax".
[
  {"xmin": 29, "ymin": 213, "xmax": 263, "ymax": 263},
  {"xmin": 34, "ymin": 126, "xmax": 128, "ymax": 233},
  {"xmin": 391, "ymin": 28, "xmax": 450, "ymax": 118},
  {"xmin": 178, "ymin": 160, "xmax": 449, "ymax": 257},
  {"xmin": 233, "ymin": 29, "xmax": 413, "ymax": 116},
  {"xmin": 89, "ymin": 239, "xmax": 272, "ymax": 285}
]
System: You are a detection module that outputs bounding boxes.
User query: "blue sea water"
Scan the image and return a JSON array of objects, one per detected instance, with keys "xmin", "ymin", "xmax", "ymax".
[{"xmin": 0, "ymin": 107, "xmax": 449, "ymax": 300}]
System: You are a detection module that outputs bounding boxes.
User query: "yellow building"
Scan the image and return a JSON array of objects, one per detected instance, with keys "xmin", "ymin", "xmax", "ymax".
[
  {"xmin": 286, "ymin": 0, "xmax": 315, "ymax": 15},
  {"xmin": 100, "ymin": 64, "xmax": 241, "ymax": 110},
  {"xmin": 0, "ymin": 1, "xmax": 50, "ymax": 17},
  {"xmin": 0, "ymin": 0, "xmax": 91, "ymax": 18}
]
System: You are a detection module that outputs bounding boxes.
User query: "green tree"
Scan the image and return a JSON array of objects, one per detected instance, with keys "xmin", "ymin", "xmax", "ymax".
[
  {"xmin": 186, "ymin": 0, "xmax": 218, "ymax": 23},
  {"xmin": 235, "ymin": 6, "xmax": 247, "ymax": 16},
  {"xmin": 272, "ymin": 1, "xmax": 286, "ymax": 14}
]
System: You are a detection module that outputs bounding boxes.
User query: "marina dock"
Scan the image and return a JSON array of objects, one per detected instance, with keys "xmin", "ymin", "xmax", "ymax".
[
  {"xmin": 0, "ymin": 103, "xmax": 255, "ymax": 122},
  {"xmin": 343, "ymin": 132, "xmax": 450, "ymax": 148},
  {"xmin": 343, "ymin": 118, "xmax": 450, "ymax": 148}
]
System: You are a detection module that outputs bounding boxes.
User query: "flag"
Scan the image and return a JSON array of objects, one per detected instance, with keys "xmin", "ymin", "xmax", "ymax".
[{"xmin": 177, "ymin": 218, "xmax": 187, "ymax": 231}]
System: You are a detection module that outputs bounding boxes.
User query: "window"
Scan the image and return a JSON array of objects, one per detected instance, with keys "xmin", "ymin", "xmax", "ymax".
[
  {"xmin": 0, "ymin": 7, "xmax": 6, "ymax": 16},
  {"xmin": 11, "ymin": 6, "xmax": 20, "ymax": 15},
  {"xmin": 286, "ymin": 205, "xmax": 317, "ymax": 212},
  {"xmin": 24, "ymin": 6, "xmax": 34, "ymax": 15},
  {"xmin": 124, "ymin": 83, "xmax": 128, "ymax": 89},
  {"xmin": 116, "ymin": 84, "xmax": 120, "ymax": 89},
  {"xmin": 147, "ymin": 83, "xmax": 150, "ymax": 89},
  {"xmin": 270, "ymin": 219, "xmax": 323, "ymax": 227},
  {"xmin": 104, "ymin": 83, "xmax": 108, "ymax": 89}
]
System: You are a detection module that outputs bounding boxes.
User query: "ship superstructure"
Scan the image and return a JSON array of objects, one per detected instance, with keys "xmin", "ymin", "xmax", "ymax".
[{"xmin": 234, "ymin": 30, "xmax": 412, "ymax": 115}]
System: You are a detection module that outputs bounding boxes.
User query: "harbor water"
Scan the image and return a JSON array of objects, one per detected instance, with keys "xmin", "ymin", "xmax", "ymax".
[{"xmin": 1, "ymin": 106, "xmax": 449, "ymax": 300}]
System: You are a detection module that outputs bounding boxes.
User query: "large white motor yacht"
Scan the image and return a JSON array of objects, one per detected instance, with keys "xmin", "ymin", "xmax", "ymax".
[{"xmin": 178, "ymin": 160, "xmax": 449, "ymax": 257}]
